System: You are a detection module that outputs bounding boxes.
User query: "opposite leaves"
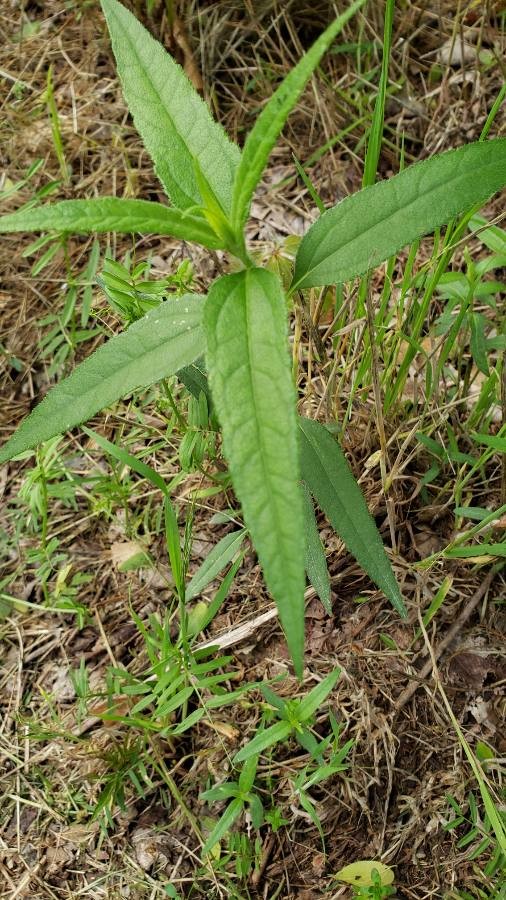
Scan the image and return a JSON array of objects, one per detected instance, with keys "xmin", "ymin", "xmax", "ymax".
[
  {"xmin": 101, "ymin": 0, "xmax": 240, "ymax": 214},
  {"xmin": 204, "ymin": 269, "xmax": 305, "ymax": 674},
  {"xmin": 0, "ymin": 295, "xmax": 204, "ymax": 464},
  {"xmin": 293, "ymin": 139, "xmax": 506, "ymax": 289}
]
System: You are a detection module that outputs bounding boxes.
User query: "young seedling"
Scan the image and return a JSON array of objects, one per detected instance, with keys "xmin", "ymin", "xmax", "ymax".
[
  {"xmin": 234, "ymin": 667, "xmax": 341, "ymax": 763},
  {"xmin": 200, "ymin": 753, "xmax": 264, "ymax": 855},
  {"xmin": 290, "ymin": 714, "xmax": 354, "ymax": 852},
  {"xmin": 1, "ymin": 0, "xmax": 505, "ymax": 675}
]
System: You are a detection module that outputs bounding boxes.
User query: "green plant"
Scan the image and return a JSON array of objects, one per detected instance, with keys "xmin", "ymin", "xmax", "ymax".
[
  {"xmin": 200, "ymin": 753, "xmax": 264, "ymax": 855},
  {"xmin": 234, "ymin": 667, "xmax": 341, "ymax": 763},
  {"xmin": 289, "ymin": 712, "xmax": 353, "ymax": 851},
  {"xmin": 445, "ymin": 791, "xmax": 506, "ymax": 885},
  {"xmin": 335, "ymin": 860, "xmax": 396, "ymax": 896},
  {"xmin": 1, "ymin": 0, "xmax": 505, "ymax": 674}
]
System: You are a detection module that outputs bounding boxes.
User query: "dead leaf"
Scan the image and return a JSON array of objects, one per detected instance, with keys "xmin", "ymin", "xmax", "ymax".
[
  {"xmin": 438, "ymin": 38, "xmax": 477, "ymax": 66},
  {"xmin": 59, "ymin": 822, "xmax": 99, "ymax": 844},
  {"xmin": 111, "ymin": 540, "xmax": 151, "ymax": 572},
  {"xmin": 448, "ymin": 651, "xmax": 503, "ymax": 691}
]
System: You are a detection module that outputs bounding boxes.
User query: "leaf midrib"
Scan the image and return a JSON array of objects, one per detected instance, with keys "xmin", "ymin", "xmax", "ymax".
[
  {"xmin": 294, "ymin": 149, "xmax": 506, "ymax": 287},
  {"xmin": 111, "ymin": 5, "xmax": 238, "ymax": 213},
  {"xmin": 244, "ymin": 271, "xmax": 287, "ymax": 562}
]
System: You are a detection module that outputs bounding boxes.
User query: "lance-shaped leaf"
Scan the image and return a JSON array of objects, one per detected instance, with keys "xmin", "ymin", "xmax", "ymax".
[
  {"xmin": 204, "ymin": 269, "xmax": 305, "ymax": 674},
  {"xmin": 0, "ymin": 295, "xmax": 204, "ymax": 464},
  {"xmin": 229, "ymin": 0, "xmax": 366, "ymax": 234},
  {"xmin": 293, "ymin": 139, "xmax": 506, "ymax": 289},
  {"xmin": 101, "ymin": 0, "xmax": 240, "ymax": 213},
  {"xmin": 298, "ymin": 417, "xmax": 406, "ymax": 617},
  {"xmin": 0, "ymin": 198, "xmax": 223, "ymax": 249},
  {"xmin": 186, "ymin": 529, "xmax": 246, "ymax": 601},
  {"xmin": 302, "ymin": 483, "xmax": 331, "ymax": 614}
]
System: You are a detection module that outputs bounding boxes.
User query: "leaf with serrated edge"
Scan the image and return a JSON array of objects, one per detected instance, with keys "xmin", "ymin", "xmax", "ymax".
[
  {"xmin": 204, "ymin": 269, "xmax": 305, "ymax": 674},
  {"xmin": 101, "ymin": 0, "xmax": 240, "ymax": 212},
  {"xmin": 230, "ymin": 0, "xmax": 365, "ymax": 233},
  {"xmin": 0, "ymin": 198, "xmax": 222, "ymax": 249},
  {"xmin": 0, "ymin": 295, "xmax": 204, "ymax": 464},
  {"xmin": 298, "ymin": 417, "xmax": 406, "ymax": 617},
  {"xmin": 293, "ymin": 139, "xmax": 506, "ymax": 289}
]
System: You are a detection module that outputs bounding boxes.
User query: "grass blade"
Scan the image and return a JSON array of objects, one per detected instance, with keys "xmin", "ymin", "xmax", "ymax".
[{"xmin": 186, "ymin": 529, "xmax": 246, "ymax": 601}]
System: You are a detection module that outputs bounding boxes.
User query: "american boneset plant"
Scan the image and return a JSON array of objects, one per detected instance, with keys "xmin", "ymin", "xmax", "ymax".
[{"xmin": 1, "ymin": 0, "xmax": 505, "ymax": 675}]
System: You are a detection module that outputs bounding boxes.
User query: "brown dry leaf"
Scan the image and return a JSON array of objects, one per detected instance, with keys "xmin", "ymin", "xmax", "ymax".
[
  {"xmin": 448, "ymin": 651, "xmax": 502, "ymax": 691},
  {"xmin": 131, "ymin": 827, "xmax": 172, "ymax": 872},
  {"xmin": 46, "ymin": 845, "xmax": 73, "ymax": 875},
  {"xmin": 468, "ymin": 698, "xmax": 499, "ymax": 733},
  {"xmin": 413, "ymin": 528, "xmax": 443, "ymax": 558},
  {"xmin": 200, "ymin": 719, "xmax": 239, "ymax": 741},
  {"xmin": 110, "ymin": 540, "xmax": 150, "ymax": 572},
  {"xmin": 438, "ymin": 38, "xmax": 477, "ymax": 66},
  {"xmin": 58, "ymin": 822, "xmax": 99, "ymax": 845}
]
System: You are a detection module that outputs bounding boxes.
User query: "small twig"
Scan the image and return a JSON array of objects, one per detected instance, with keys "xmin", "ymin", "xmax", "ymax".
[
  {"xmin": 197, "ymin": 587, "xmax": 317, "ymax": 653},
  {"xmin": 250, "ymin": 834, "xmax": 275, "ymax": 889},
  {"xmin": 396, "ymin": 571, "xmax": 494, "ymax": 711}
]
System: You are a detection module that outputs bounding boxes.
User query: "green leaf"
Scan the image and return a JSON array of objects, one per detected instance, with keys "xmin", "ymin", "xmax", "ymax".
[
  {"xmin": 335, "ymin": 860, "xmax": 395, "ymax": 887},
  {"xmin": 470, "ymin": 432, "xmax": 506, "ymax": 453},
  {"xmin": 469, "ymin": 312, "xmax": 489, "ymax": 375},
  {"xmin": 302, "ymin": 482, "xmax": 331, "ymax": 614},
  {"xmin": 177, "ymin": 359, "xmax": 212, "ymax": 406},
  {"xmin": 0, "ymin": 295, "xmax": 204, "ymax": 464},
  {"xmin": 186, "ymin": 529, "xmax": 246, "ymax": 601},
  {"xmin": 444, "ymin": 543, "xmax": 506, "ymax": 559},
  {"xmin": 101, "ymin": 0, "xmax": 240, "ymax": 213},
  {"xmin": 298, "ymin": 417, "xmax": 406, "ymax": 617},
  {"xmin": 204, "ymin": 268, "xmax": 305, "ymax": 675},
  {"xmin": 248, "ymin": 792, "xmax": 264, "ymax": 829},
  {"xmin": 293, "ymin": 139, "xmax": 506, "ymax": 289},
  {"xmin": 189, "ymin": 552, "xmax": 245, "ymax": 640},
  {"xmin": 229, "ymin": 0, "xmax": 366, "ymax": 234},
  {"xmin": 298, "ymin": 667, "xmax": 341, "ymax": 721},
  {"xmin": 82, "ymin": 426, "xmax": 168, "ymax": 496},
  {"xmin": 238, "ymin": 753, "xmax": 259, "ymax": 793},
  {"xmin": 0, "ymin": 198, "xmax": 222, "ymax": 249},
  {"xmin": 234, "ymin": 721, "xmax": 292, "ymax": 763},
  {"xmin": 202, "ymin": 796, "xmax": 244, "ymax": 854}
]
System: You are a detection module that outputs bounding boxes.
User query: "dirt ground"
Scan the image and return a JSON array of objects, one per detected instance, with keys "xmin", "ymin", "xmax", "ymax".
[{"xmin": 0, "ymin": 1, "xmax": 505, "ymax": 898}]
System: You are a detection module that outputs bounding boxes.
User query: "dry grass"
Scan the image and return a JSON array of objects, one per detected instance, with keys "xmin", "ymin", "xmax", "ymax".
[{"xmin": 0, "ymin": 1, "xmax": 505, "ymax": 898}]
